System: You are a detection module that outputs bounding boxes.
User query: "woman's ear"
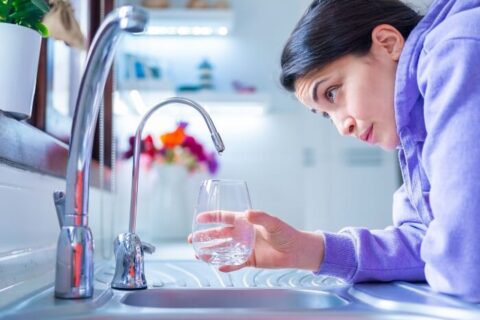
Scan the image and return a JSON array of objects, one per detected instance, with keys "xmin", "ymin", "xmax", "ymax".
[{"xmin": 371, "ymin": 24, "xmax": 405, "ymax": 61}]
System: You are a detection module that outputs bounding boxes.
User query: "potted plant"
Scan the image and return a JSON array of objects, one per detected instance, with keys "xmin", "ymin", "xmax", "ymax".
[{"xmin": 0, "ymin": 0, "xmax": 49, "ymax": 120}]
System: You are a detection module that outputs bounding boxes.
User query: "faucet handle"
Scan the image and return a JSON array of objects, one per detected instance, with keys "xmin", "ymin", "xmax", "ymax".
[
  {"xmin": 141, "ymin": 241, "xmax": 156, "ymax": 254},
  {"xmin": 53, "ymin": 191, "xmax": 65, "ymax": 228}
]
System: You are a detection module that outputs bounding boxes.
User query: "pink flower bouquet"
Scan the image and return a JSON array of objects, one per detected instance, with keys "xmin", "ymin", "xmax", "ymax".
[{"xmin": 123, "ymin": 122, "xmax": 219, "ymax": 175}]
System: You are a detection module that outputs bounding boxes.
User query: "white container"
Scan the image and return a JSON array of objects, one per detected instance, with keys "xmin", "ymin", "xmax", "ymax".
[{"xmin": 0, "ymin": 23, "xmax": 41, "ymax": 120}]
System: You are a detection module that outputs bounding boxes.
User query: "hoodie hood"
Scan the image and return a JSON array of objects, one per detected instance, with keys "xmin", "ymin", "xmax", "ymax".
[{"xmin": 394, "ymin": 0, "xmax": 480, "ymax": 129}]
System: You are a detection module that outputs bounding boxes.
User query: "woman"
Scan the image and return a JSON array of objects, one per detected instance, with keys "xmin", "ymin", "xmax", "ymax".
[{"xmin": 191, "ymin": 0, "xmax": 480, "ymax": 302}]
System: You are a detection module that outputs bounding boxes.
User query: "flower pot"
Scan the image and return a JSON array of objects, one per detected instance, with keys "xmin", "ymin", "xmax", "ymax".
[{"xmin": 0, "ymin": 23, "xmax": 42, "ymax": 120}]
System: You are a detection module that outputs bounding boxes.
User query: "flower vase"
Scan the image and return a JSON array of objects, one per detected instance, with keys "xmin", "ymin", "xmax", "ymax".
[{"xmin": 148, "ymin": 164, "xmax": 191, "ymax": 242}]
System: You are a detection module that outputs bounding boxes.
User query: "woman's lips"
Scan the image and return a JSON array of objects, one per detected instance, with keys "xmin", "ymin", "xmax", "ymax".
[
  {"xmin": 360, "ymin": 125, "xmax": 374, "ymax": 144},
  {"xmin": 367, "ymin": 126, "xmax": 375, "ymax": 144}
]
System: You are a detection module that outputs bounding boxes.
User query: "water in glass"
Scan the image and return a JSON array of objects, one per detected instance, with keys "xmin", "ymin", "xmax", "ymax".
[{"xmin": 192, "ymin": 180, "xmax": 255, "ymax": 266}]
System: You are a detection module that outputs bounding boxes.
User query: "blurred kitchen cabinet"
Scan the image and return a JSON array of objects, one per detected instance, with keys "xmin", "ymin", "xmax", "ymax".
[
  {"xmin": 145, "ymin": 8, "xmax": 234, "ymax": 36},
  {"xmin": 116, "ymin": 0, "xmax": 234, "ymax": 36},
  {"xmin": 113, "ymin": 89, "xmax": 270, "ymax": 116}
]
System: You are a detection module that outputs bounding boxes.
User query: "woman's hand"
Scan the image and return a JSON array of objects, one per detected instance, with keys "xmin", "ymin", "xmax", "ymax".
[{"xmin": 188, "ymin": 210, "xmax": 325, "ymax": 273}]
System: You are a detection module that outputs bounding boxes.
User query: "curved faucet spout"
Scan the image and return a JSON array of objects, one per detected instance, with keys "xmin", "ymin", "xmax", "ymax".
[
  {"xmin": 111, "ymin": 97, "xmax": 224, "ymax": 290},
  {"xmin": 65, "ymin": 6, "xmax": 148, "ymax": 226},
  {"xmin": 129, "ymin": 97, "xmax": 225, "ymax": 233}
]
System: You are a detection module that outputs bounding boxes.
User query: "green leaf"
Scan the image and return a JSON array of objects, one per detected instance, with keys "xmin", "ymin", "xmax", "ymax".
[
  {"xmin": 0, "ymin": 7, "xmax": 7, "ymax": 20},
  {"xmin": 0, "ymin": 0, "xmax": 13, "ymax": 22},
  {"xmin": 34, "ymin": 20, "xmax": 47, "ymax": 36},
  {"xmin": 3, "ymin": 0, "xmax": 49, "ymax": 34},
  {"xmin": 9, "ymin": 7, "xmax": 39, "ymax": 19},
  {"xmin": 31, "ymin": 0, "xmax": 48, "ymax": 13},
  {"xmin": 0, "ymin": 2, "xmax": 7, "ymax": 14}
]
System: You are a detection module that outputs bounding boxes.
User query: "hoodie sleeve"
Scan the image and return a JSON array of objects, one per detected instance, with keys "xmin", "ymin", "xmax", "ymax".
[
  {"xmin": 315, "ymin": 185, "xmax": 426, "ymax": 282},
  {"xmin": 417, "ymin": 38, "xmax": 480, "ymax": 302}
]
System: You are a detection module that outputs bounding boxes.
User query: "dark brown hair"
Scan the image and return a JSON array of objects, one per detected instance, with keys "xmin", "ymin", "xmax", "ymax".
[{"xmin": 280, "ymin": 0, "xmax": 422, "ymax": 92}]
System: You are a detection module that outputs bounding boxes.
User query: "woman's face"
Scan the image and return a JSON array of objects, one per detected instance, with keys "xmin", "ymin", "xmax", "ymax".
[{"xmin": 295, "ymin": 47, "xmax": 400, "ymax": 150}]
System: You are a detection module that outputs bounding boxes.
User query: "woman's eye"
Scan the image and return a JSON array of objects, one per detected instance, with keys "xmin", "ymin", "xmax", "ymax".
[
  {"xmin": 325, "ymin": 87, "xmax": 338, "ymax": 103},
  {"xmin": 310, "ymin": 108, "xmax": 330, "ymax": 119}
]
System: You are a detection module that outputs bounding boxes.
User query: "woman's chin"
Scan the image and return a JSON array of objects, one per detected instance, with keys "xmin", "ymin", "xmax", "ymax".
[{"xmin": 376, "ymin": 135, "xmax": 400, "ymax": 151}]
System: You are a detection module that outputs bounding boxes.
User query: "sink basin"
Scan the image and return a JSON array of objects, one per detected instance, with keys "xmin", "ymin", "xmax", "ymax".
[
  {"xmin": 1, "ymin": 259, "xmax": 472, "ymax": 320},
  {"xmin": 121, "ymin": 288, "xmax": 349, "ymax": 310}
]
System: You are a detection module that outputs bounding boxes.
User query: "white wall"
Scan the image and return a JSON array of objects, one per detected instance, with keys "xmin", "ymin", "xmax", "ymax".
[
  {"xmin": 0, "ymin": 163, "xmax": 115, "ymax": 307},
  {"xmin": 0, "ymin": 164, "xmax": 115, "ymax": 257}
]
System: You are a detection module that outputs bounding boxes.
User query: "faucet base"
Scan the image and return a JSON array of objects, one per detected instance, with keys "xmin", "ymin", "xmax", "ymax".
[
  {"xmin": 54, "ymin": 226, "xmax": 94, "ymax": 299},
  {"xmin": 111, "ymin": 284, "xmax": 148, "ymax": 290},
  {"xmin": 111, "ymin": 232, "xmax": 148, "ymax": 290},
  {"xmin": 54, "ymin": 289, "xmax": 94, "ymax": 299}
]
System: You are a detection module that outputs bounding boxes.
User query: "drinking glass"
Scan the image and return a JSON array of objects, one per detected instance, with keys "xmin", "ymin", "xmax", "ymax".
[{"xmin": 191, "ymin": 179, "xmax": 255, "ymax": 266}]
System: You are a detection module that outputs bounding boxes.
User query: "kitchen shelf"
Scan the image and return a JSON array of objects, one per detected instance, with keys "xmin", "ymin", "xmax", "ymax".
[
  {"xmin": 114, "ymin": 89, "xmax": 270, "ymax": 116},
  {"xmin": 180, "ymin": 91, "xmax": 269, "ymax": 109},
  {"xmin": 141, "ymin": 8, "xmax": 234, "ymax": 36}
]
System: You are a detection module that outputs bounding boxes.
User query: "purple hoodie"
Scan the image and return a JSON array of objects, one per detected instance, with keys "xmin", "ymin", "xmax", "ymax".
[{"xmin": 315, "ymin": 0, "xmax": 480, "ymax": 302}]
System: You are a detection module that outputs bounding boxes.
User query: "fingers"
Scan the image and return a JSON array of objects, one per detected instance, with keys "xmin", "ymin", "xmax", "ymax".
[
  {"xmin": 246, "ymin": 210, "xmax": 283, "ymax": 233},
  {"xmin": 197, "ymin": 252, "xmax": 213, "ymax": 263},
  {"xmin": 192, "ymin": 226, "xmax": 235, "ymax": 243},
  {"xmin": 218, "ymin": 259, "xmax": 252, "ymax": 273},
  {"xmin": 218, "ymin": 264, "xmax": 245, "ymax": 272},
  {"xmin": 196, "ymin": 210, "xmax": 242, "ymax": 225},
  {"xmin": 217, "ymin": 250, "xmax": 256, "ymax": 273}
]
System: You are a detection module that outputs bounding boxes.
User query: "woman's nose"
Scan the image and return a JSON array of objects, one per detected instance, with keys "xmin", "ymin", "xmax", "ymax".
[{"xmin": 338, "ymin": 116, "xmax": 356, "ymax": 136}]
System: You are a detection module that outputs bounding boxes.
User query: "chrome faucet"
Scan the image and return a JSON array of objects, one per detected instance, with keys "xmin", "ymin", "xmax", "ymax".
[
  {"xmin": 111, "ymin": 97, "xmax": 225, "ymax": 290},
  {"xmin": 53, "ymin": 6, "xmax": 148, "ymax": 299}
]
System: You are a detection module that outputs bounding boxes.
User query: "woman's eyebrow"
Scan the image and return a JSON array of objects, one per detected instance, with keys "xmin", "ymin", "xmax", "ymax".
[{"xmin": 311, "ymin": 77, "xmax": 329, "ymax": 103}]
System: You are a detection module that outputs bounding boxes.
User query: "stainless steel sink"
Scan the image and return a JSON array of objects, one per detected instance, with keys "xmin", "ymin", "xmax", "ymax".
[
  {"xmin": 121, "ymin": 288, "xmax": 348, "ymax": 309},
  {"xmin": 1, "ymin": 259, "xmax": 478, "ymax": 320}
]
